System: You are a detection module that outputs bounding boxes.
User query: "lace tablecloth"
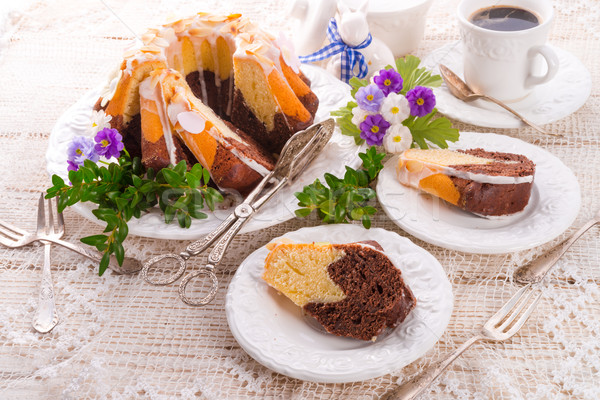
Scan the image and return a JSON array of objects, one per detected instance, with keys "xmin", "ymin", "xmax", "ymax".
[{"xmin": 1, "ymin": 0, "xmax": 598, "ymax": 398}]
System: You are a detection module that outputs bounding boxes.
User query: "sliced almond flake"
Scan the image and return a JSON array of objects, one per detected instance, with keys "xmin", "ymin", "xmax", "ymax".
[
  {"xmin": 220, "ymin": 24, "xmax": 237, "ymax": 35},
  {"xmin": 150, "ymin": 72, "xmax": 161, "ymax": 89},
  {"xmin": 141, "ymin": 33, "xmax": 156, "ymax": 45},
  {"xmin": 207, "ymin": 15, "xmax": 228, "ymax": 23},
  {"xmin": 123, "ymin": 48, "xmax": 138, "ymax": 58},
  {"xmin": 152, "ymin": 37, "xmax": 170, "ymax": 47},
  {"xmin": 140, "ymin": 45, "xmax": 162, "ymax": 53},
  {"xmin": 227, "ymin": 13, "xmax": 242, "ymax": 20},
  {"xmin": 238, "ymin": 32, "xmax": 252, "ymax": 42},
  {"xmin": 189, "ymin": 27, "xmax": 214, "ymax": 37}
]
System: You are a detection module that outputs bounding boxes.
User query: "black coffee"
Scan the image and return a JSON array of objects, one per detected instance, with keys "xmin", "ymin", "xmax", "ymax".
[{"xmin": 470, "ymin": 6, "xmax": 540, "ymax": 31}]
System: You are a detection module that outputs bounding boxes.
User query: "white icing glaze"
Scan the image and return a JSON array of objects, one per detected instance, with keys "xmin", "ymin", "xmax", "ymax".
[
  {"xmin": 139, "ymin": 74, "xmax": 178, "ymax": 166},
  {"xmin": 397, "ymin": 152, "xmax": 534, "ymax": 188}
]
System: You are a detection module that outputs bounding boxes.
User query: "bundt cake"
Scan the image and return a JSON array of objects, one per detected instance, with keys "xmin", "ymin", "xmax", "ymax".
[
  {"xmin": 397, "ymin": 148, "xmax": 536, "ymax": 216},
  {"xmin": 262, "ymin": 241, "xmax": 416, "ymax": 341},
  {"xmin": 95, "ymin": 12, "xmax": 318, "ymax": 195}
]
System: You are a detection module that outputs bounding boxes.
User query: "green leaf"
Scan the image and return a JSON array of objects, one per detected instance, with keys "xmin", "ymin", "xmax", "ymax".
[
  {"xmin": 132, "ymin": 175, "xmax": 142, "ymax": 188},
  {"xmin": 361, "ymin": 214, "xmax": 372, "ymax": 229},
  {"xmin": 114, "ymin": 242, "xmax": 125, "ymax": 266},
  {"xmin": 161, "ymin": 169, "xmax": 182, "ymax": 187},
  {"xmin": 51, "ymin": 174, "xmax": 65, "ymax": 187},
  {"xmin": 115, "ymin": 222, "xmax": 128, "ymax": 243},
  {"xmin": 403, "ymin": 109, "xmax": 460, "ymax": 149},
  {"xmin": 186, "ymin": 172, "xmax": 200, "ymax": 188},
  {"xmin": 295, "ymin": 208, "xmax": 312, "ymax": 218},
  {"xmin": 395, "ymin": 55, "xmax": 442, "ymax": 94},
  {"xmin": 99, "ymin": 252, "xmax": 110, "ymax": 276},
  {"xmin": 80, "ymin": 234, "xmax": 108, "ymax": 246},
  {"xmin": 202, "ymin": 168, "xmax": 211, "ymax": 186},
  {"xmin": 173, "ymin": 160, "xmax": 187, "ymax": 176},
  {"xmin": 164, "ymin": 206, "xmax": 176, "ymax": 224}
]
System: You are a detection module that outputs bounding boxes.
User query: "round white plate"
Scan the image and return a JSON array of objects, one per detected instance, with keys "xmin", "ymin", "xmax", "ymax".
[
  {"xmin": 225, "ymin": 224, "xmax": 453, "ymax": 383},
  {"xmin": 45, "ymin": 65, "xmax": 363, "ymax": 239},
  {"xmin": 376, "ymin": 132, "xmax": 581, "ymax": 254},
  {"xmin": 421, "ymin": 42, "xmax": 591, "ymax": 129}
]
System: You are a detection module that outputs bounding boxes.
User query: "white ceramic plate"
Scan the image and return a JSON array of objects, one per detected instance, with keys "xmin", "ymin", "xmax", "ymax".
[
  {"xmin": 421, "ymin": 42, "xmax": 592, "ymax": 129},
  {"xmin": 225, "ymin": 224, "xmax": 453, "ymax": 383},
  {"xmin": 45, "ymin": 65, "xmax": 363, "ymax": 239},
  {"xmin": 376, "ymin": 132, "xmax": 580, "ymax": 254}
]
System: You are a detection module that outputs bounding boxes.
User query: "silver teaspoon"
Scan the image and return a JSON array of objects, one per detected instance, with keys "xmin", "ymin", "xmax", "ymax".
[
  {"xmin": 514, "ymin": 209, "xmax": 600, "ymax": 284},
  {"xmin": 439, "ymin": 64, "xmax": 562, "ymax": 137}
]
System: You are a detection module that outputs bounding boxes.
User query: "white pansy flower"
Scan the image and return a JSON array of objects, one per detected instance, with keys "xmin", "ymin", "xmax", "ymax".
[
  {"xmin": 381, "ymin": 93, "xmax": 410, "ymax": 124},
  {"xmin": 383, "ymin": 124, "xmax": 413, "ymax": 154},
  {"xmin": 87, "ymin": 110, "xmax": 112, "ymax": 136},
  {"xmin": 351, "ymin": 106, "xmax": 373, "ymax": 127}
]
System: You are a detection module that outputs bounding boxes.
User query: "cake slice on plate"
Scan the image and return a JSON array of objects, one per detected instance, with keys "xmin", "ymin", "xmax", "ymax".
[
  {"xmin": 262, "ymin": 241, "xmax": 416, "ymax": 341},
  {"xmin": 396, "ymin": 148, "xmax": 536, "ymax": 217}
]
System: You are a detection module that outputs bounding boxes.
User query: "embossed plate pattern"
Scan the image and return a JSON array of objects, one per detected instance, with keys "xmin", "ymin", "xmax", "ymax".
[
  {"xmin": 421, "ymin": 42, "xmax": 592, "ymax": 129},
  {"xmin": 376, "ymin": 132, "xmax": 581, "ymax": 254},
  {"xmin": 225, "ymin": 225, "xmax": 453, "ymax": 383},
  {"xmin": 45, "ymin": 65, "xmax": 363, "ymax": 239}
]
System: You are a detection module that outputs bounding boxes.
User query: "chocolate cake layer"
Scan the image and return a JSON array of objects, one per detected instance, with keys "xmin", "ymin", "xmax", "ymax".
[
  {"xmin": 303, "ymin": 243, "xmax": 416, "ymax": 341},
  {"xmin": 455, "ymin": 149, "xmax": 535, "ymax": 177},
  {"xmin": 186, "ymin": 71, "xmax": 232, "ymax": 120},
  {"xmin": 450, "ymin": 178, "xmax": 533, "ymax": 216},
  {"xmin": 231, "ymin": 88, "xmax": 314, "ymax": 154}
]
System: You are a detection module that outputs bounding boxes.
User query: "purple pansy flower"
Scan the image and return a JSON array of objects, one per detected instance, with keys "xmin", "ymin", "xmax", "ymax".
[
  {"xmin": 406, "ymin": 86, "xmax": 436, "ymax": 117},
  {"xmin": 373, "ymin": 69, "xmax": 403, "ymax": 96},
  {"xmin": 67, "ymin": 160, "xmax": 80, "ymax": 172},
  {"xmin": 355, "ymin": 84, "xmax": 384, "ymax": 112},
  {"xmin": 359, "ymin": 114, "xmax": 390, "ymax": 146},
  {"xmin": 67, "ymin": 136, "xmax": 99, "ymax": 169},
  {"xmin": 94, "ymin": 127, "xmax": 124, "ymax": 159}
]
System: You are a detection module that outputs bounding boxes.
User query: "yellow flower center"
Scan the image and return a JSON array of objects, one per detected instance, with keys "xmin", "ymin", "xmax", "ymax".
[
  {"xmin": 92, "ymin": 122, "xmax": 97, "ymax": 127},
  {"xmin": 417, "ymin": 98, "xmax": 424, "ymax": 105},
  {"xmin": 391, "ymin": 106, "xmax": 399, "ymax": 114},
  {"xmin": 371, "ymin": 126, "xmax": 379, "ymax": 133},
  {"xmin": 101, "ymin": 139, "xmax": 110, "ymax": 147},
  {"xmin": 384, "ymin": 79, "xmax": 391, "ymax": 86},
  {"xmin": 76, "ymin": 149, "xmax": 83, "ymax": 155},
  {"xmin": 366, "ymin": 94, "xmax": 374, "ymax": 101},
  {"xmin": 393, "ymin": 135, "xmax": 402, "ymax": 143}
]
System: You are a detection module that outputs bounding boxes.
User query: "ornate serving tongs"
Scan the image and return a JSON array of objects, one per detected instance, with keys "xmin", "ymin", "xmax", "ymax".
[{"xmin": 142, "ymin": 119, "xmax": 335, "ymax": 306}]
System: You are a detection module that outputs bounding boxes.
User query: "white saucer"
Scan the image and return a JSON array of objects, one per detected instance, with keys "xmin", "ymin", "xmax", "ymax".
[
  {"xmin": 421, "ymin": 42, "xmax": 592, "ymax": 129},
  {"xmin": 225, "ymin": 225, "xmax": 453, "ymax": 383},
  {"xmin": 45, "ymin": 65, "xmax": 364, "ymax": 240},
  {"xmin": 376, "ymin": 132, "xmax": 580, "ymax": 254}
]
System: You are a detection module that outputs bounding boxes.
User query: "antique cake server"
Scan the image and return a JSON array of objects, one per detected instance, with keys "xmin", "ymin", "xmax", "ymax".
[{"xmin": 142, "ymin": 119, "xmax": 335, "ymax": 306}]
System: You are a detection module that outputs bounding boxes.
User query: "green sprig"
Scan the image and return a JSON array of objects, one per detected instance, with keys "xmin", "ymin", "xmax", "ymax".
[
  {"xmin": 46, "ymin": 156, "xmax": 223, "ymax": 276},
  {"xmin": 294, "ymin": 146, "xmax": 385, "ymax": 228}
]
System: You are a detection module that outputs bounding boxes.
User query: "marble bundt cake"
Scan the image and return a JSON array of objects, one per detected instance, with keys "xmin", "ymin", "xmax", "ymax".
[
  {"xmin": 262, "ymin": 241, "xmax": 417, "ymax": 341},
  {"xmin": 95, "ymin": 12, "xmax": 318, "ymax": 195},
  {"xmin": 397, "ymin": 148, "xmax": 536, "ymax": 216}
]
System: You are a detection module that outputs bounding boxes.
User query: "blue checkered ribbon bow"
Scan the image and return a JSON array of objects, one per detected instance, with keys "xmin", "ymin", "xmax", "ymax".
[{"xmin": 299, "ymin": 18, "xmax": 372, "ymax": 83}]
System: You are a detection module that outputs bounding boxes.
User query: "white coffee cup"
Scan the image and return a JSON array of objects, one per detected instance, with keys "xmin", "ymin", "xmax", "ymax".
[{"xmin": 458, "ymin": 0, "xmax": 559, "ymax": 102}]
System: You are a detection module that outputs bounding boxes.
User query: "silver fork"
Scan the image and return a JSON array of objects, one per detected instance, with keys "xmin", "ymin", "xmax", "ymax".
[
  {"xmin": 381, "ymin": 284, "xmax": 543, "ymax": 400},
  {"xmin": 0, "ymin": 201, "xmax": 141, "ymax": 275},
  {"xmin": 32, "ymin": 194, "xmax": 63, "ymax": 333}
]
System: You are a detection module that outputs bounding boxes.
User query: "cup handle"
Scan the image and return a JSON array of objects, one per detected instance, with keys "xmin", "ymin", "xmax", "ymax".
[{"xmin": 525, "ymin": 45, "xmax": 559, "ymax": 88}]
